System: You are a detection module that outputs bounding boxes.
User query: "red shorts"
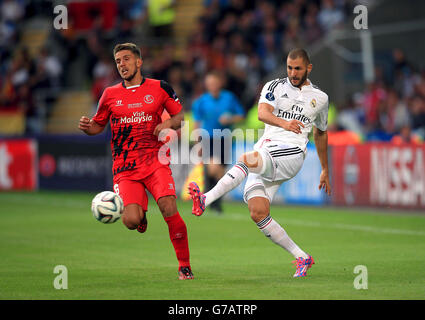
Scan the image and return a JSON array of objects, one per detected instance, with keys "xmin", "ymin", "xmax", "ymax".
[{"xmin": 113, "ymin": 166, "xmax": 176, "ymax": 212}]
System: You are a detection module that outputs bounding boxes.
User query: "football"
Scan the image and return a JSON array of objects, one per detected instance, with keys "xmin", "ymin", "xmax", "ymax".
[{"xmin": 91, "ymin": 191, "xmax": 124, "ymax": 224}]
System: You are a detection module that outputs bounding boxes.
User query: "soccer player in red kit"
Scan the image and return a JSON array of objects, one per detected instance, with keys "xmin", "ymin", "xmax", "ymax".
[{"xmin": 78, "ymin": 43, "xmax": 193, "ymax": 280}]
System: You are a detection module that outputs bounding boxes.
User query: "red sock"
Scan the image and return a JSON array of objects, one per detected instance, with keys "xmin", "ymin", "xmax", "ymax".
[{"xmin": 164, "ymin": 212, "xmax": 190, "ymax": 268}]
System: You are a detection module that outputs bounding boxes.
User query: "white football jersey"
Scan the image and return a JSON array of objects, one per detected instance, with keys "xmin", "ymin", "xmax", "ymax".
[{"xmin": 256, "ymin": 77, "xmax": 329, "ymax": 151}]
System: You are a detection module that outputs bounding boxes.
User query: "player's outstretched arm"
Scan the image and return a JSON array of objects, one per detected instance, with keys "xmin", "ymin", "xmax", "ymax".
[
  {"xmin": 313, "ymin": 126, "xmax": 331, "ymax": 196},
  {"xmin": 78, "ymin": 116, "xmax": 105, "ymax": 136},
  {"xmin": 258, "ymin": 103, "xmax": 304, "ymax": 134}
]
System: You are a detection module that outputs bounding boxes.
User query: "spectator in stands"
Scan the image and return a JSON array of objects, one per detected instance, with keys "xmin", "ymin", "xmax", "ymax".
[
  {"xmin": 237, "ymin": 10, "xmax": 258, "ymax": 49},
  {"xmin": 414, "ymin": 70, "xmax": 425, "ymax": 99},
  {"xmin": 151, "ymin": 43, "xmax": 177, "ymax": 80},
  {"xmin": 391, "ymin": 124, "xmax": 422, "ymax": 145},
  {"xmin": 10, "ymin": 50, "xmax": 30, "ymax": 90},
  {"xmin": 147, "ymin": 0, "xmax": 175, "ymax": 39},
  {"xmin": 302, "ymin": 3, "xmax": 323, "ymax": 44},
  {"xmin": 392, "ymin": 48, "xmax": 411, "ymax": 78},
  {"xmin": 215, "ymin": 12, "xmax": 238, "ymax": 40},
  {"xmin": 206, "ymin": 35, "xmax": 227, "ymax": 71},
  {"xmin": 5, "ymin": 0, "xmax": 422, "ymax": 145},
  {"xmin": 118, "ymin": 0, "xmax": 147, "ymax": 25},
  {"xmin": 198, "ymin": 1, "xmax": 221, "ymax": 43},
  {"xmin": 91, "ymin": 53, "xmax": 118, "ymax": 110},
  {"xmin": 391, "ymin": 48, "xmax": 420, "ymax": 99},
  {"xmin": 166, "ymin": 65, "xmax": 186, "ymax": 106},
  {"xmin": 409, "ymin": 95, "xmax": 425, "ymax": 139},
  {"xmin": 362, "ymin": 81, "xmax": 387, "ymax": 133},
  {"xmin": 0, "ymin": 73, "xmax": 16, "ymax": 109},
  {"xmin": 1, "ymin": 0, "xmax": 24, "ymax": 23},
  {"xmin": 378, "ymin": 89, "xmax": 410, "ymax": 134},
  {"xmin": 219, "ymin": 0, "xmax": 247, "ymax": 17},
  {"xmin": 257, "ymin": 31, "xmax": 279, "ymax": 74},
  {"xmin": 0, "ymin": 20, "xmax": 17, "ymax": 50},
  {"xmin": 33, "ymin": 47, "xmax": 62, "ymax": 90},
  {"xmin": 336, "ymin": 94, "xmax": 365, "ymax": 136},
  {"xmin": 317, "ymin": 0, "xmax": 345, "ymax": 32},
  {"xmin": 122, "ymin": 0, "xmax": 148, "ymax": 36},
  {"xmin": 327, "ymin": 124, "xmax": 362, "ymax": 145},
  {"xmin": 0, "ymin": 0, "xmax": 25, "ymax": 74}
]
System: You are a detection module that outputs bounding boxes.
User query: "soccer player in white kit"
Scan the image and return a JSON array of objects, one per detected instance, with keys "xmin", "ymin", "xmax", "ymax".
[{"xmin": 189, "ymin": 48, "xmax": 332, "ymax": 277}]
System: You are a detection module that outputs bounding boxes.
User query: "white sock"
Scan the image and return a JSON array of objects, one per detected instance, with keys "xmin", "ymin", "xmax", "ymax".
[
  {"xmin": 256, "ymin": 215, "xmax": 308, "ymax": 259},
  {"xmin": 204, "ymin": 161, "xmax": 249, "ymax": 207}
]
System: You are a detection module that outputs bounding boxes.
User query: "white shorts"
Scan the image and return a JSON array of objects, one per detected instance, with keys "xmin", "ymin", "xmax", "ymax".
[{"xmin": 243, "ymin": 141, "xmax": 305, "ymax": 203}]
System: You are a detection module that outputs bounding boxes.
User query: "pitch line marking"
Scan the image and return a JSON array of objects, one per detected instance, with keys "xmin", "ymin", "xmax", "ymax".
[
  {"xmin": 2, "ymin": 193, "xmax": 425, "ymax": 236},
  {"xmin": 204, "ymin": 212, "xmax": 425, "ymax": 237}
]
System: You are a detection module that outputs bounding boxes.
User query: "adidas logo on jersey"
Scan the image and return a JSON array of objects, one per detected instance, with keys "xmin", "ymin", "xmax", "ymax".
[{"xmin": 281, "ymin": 93, "xmax": 289, "ymax": 98}]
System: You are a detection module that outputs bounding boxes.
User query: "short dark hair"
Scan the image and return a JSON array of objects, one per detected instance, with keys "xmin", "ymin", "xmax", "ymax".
[
  {"xmin": 287, "ymin": 48, "xmax": 311, "ymax": 65},
  {"xmin": 113, "ymin": 43, "xmax": 141, "ymax": 58}
]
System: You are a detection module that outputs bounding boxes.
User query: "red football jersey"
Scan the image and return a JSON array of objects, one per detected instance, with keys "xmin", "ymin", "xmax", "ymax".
[{"xmin": 92, "ymin": 78, "xmax": 182, "ymax": 179}]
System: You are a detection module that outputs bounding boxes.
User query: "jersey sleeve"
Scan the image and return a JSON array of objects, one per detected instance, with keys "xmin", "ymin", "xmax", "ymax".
[
  {"xmin": 92, "ymin": 88, "xmax": 111, "ymax": 126},
  {"xmin": 258, "ymin": 80, "xmax": 278, "ymax": 109},
  {"xmin": 160, "ymin": 80, "xmax": 182, "ymax": 116},
  {"xmin": 313, "ymin": 96, "xmax": 329, "ymax": 131}
]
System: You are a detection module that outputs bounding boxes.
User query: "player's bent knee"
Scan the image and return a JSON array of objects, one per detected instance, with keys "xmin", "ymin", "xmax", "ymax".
[
  {"xmin": 249, "ymin": 208, "xmax": 269, "ymax": 223},
  {"xmin": 238, "ymin": 151, "xmax": 255, "ymax": 166},
  {"xmin": 122, "ymin": 214, "xmax": 139, "ymax": 230},
  {"xmin": 122, "ymin": 204, "xmax": 142, "ymax": 229},
  {"xmin": 157, "ymin": 196, "xmax": 177, "ymax": 217},
  {"xmin": 238, "ymin": 151, "xmax": 263, "ymax": 173},
  {"xmin": 248, "ymin": 199, "xmax": 269, "ymax": 223}
]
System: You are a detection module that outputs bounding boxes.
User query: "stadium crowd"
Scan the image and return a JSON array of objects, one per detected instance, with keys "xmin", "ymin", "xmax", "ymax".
[
  {"xmin": 331, "ymin": 49, "xmax": 425, "ymax": 144},
  {"xmin": 0, "ymin": 0, "xmax": 424, "ymax": 143}
]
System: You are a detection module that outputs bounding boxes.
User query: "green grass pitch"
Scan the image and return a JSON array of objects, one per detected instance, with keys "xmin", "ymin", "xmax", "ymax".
[{"xmin": 0, "ymin": 191, "xmax": 424, "ymax": 300}]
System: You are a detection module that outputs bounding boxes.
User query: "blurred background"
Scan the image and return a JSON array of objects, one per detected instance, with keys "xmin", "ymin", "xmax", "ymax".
[{"xmin": 1, "ymin": 0, "xmax": 425, "ymax": 210}]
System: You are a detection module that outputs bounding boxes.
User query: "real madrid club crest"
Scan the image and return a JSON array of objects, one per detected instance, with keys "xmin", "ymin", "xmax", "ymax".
[{"xmin": 310, "ymin": 98, "xmax": 316, "ymax": 108}]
